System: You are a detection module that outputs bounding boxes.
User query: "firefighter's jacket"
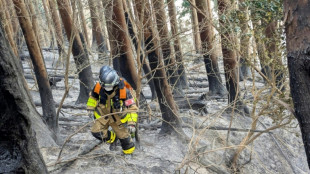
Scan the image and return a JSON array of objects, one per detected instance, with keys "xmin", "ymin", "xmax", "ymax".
[{"xmin": 86, "ymin": 79, "xmax": 138, "ymax": 125}]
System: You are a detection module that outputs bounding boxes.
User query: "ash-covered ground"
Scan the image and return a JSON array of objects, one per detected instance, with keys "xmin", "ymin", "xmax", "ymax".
[{"xmin": 22, "ymin": 48, "xmax": 309, "ymax": 174}]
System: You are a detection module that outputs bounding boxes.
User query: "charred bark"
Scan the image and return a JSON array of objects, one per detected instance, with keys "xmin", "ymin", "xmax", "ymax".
[
  {"xmin": 195, "ymin": 0, "xmax": 226, "ymax": 96},
  {"xmin": 108, "ymin": 0, "xmax": 139, "ymax": 89},
  {"xmin": 147, "ymin": 40, "xmax": 182, "ymax": 134},
  {"xmin": 238, "ymin": 0, "xmax": 251, "ymax": 79},
  {"xmin": 124, "ymin": 12, "xmax": 157, "ymax": 100},
  {"xmin": 0, "ymin": 21, "xmax": 50, "ymax": 174},
  {"xmin": 284, "ymin": 0, "xmax": 310, "ymax": 168},
  {"xmin": 153, "ymin": 0, "xmax": 184, "ymax": 96},
  {"xmin": 13, "ymin": 0, "xmax": 58, "ymax": 133},
  {"xmin": 135, "ymin": 0, "xmax": 184, "ymax": 135},
  {"xmin": 57, "ymin": 0, "xmax": 94, "ymax": 104},
  {"xmin": 218, "ymin": 0, "xmax": 248, "ymax": 114},
  {"xmin": 167, "ymin": 0, "xmax": 189, "ymax": 89}
]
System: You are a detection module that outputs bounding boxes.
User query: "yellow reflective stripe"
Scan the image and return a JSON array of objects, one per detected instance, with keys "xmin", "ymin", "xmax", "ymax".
[
  {"xmin": 128, "ymin": 113, "xmax": 138, "ymax": 122},
  {"xmin": 107, "ymin": 131, "xmax": 116, "ymax": 143},
  {"xmin": 120, "ymin": 115, "xmax": 128, "ymax": 123},
  {"xmin": 87, "ymin": 97, "xmax": 97, "ymax": 108},
  {"xmin": 123, "ymin": 146, "xmax": 135, "ymax": 154},
  {"xmin": 120, "ymin": 112, "xmax": 138, "ymax": 123},
  {"xmin": 94, "ymin": 111, "xmax": 101, "ymax": 119}
]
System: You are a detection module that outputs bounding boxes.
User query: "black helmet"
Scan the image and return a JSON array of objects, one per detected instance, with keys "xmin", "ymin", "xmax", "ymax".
[
  {"xmin": 99, "ymin": 68, "xmax": 120, "ymax": 91},
  {"xmin": 99, "ymin": 65, "xmax": 112, "ymax": 76}
]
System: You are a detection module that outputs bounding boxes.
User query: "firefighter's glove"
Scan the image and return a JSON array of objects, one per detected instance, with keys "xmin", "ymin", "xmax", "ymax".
[{"xmin": 127, "ymin": 124, "xmax": 136, "ymax": 134}]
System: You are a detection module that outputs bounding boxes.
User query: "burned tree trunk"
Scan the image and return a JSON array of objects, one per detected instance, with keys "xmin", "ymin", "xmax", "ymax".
[
  {"xmin": 284, "ymin": 0, "xmax": 310, "ymax": 168},
  {"xmin": 88, "ymin": 0, "xmax": 107, "ymax": 59},
  {"xmin": 195, "ymin": 0, "xmax": 226, "ymax": 96},
  {"xmin": 218, "ymin": 0, "xmax": 248, "ymax": 114},
  {"xmin": 0, "ymin": 21, "xmax": 50, "ymax": 174},
  {"xmin": 57, "ymin": 0, "xmax": 94, "ymax": 104},
  {"xmin": 13, "ymin": 0, "xmax": 58, "ymax": 134},
  {"xmin": 153, "ymin": 0, "xmax": 184, "ymax": 96},
  {"xmin": 167, "ymin": 0, "xmax": 188, "ymax": 88},
  {"xmin": 135, "ymin": 0, "xmax": 184, "ymax": 135},
  {"xmin": 124, "ymin": 7, "xmax": 157, "ymax": 100},
  {"xmin": 108, "ymin": 0, "xmax": 139, "ymax": 89}
]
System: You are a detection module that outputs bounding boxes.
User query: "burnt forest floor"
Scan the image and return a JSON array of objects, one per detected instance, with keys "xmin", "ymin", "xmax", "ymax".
[{"xmin": 21, "ymin": 48, "xmax": 310, "ymax": 174}]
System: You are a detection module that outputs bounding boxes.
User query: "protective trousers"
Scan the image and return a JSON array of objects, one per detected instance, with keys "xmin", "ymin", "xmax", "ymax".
[{"xmin": 91, "ymin": 113, "xmax": 135, "ymax": 154}]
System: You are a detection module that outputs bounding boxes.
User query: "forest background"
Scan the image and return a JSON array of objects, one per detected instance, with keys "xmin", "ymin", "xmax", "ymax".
[{"xmin": 0, "ymin": 0, "xmax": 310, "ymax": 173}]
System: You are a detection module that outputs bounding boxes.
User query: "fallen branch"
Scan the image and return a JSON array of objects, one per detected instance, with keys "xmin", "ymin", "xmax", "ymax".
[
  {"xmin": 139, "ymin": 122, "xmax": 271, "ymax": 133},
  {"xmin": 47, "ymin": 141, "xmax": 104, "ymax": 173}
]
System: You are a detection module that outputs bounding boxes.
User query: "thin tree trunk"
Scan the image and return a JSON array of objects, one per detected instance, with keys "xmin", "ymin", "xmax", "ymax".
[
  {"xmin": 265, "ymin": 20, "xmax": 285, "ymax": 91},
  {"xmin": 103, "ymin": 0, "xmax": 114, "ymax": 65},
  {"xmin": 0, "ymin": 21, "xmax": 49, "ymax": 174},
  {"xmin": 239, "ymin": 0, "xmax": 251, "ymax": 79},
  {"xmin": 250, "ymin": 12, "xmax": 272, "ymax": 82},
  {"xmin": 0, "ymin": 0, "xmax": 24, "ymax": 73},
  {"xmin": 123, "ymin": 2, "xmax": 157, "ymax": 100},
  {"xmin": 6, "ymin": 0, "xmax": 19, "ymax": 39},
  {"xmin": 190, "ymin": 0, "xmax": 202, "ymax": 53},
  {"xmin": 153, "ymin": 0, "xmax": 183, "ymax": 96},
  {"xmin": 167, "ymin": 0, "xmax": 189, "ymax": 89},
  {"xmin": 97, "ymin": 0, "xmax": 109, "ymax": 53},
  {"xmin": 135, "ymin": 0, "xmax": 184, "ymax": 135},
  {"xmin": 88, "ymin": 0, "xmax": 107, "ymax": 59},
  {"xmin": 25, "ymin": 0, "xmax": 44, "ymax": 47},
  {"xmin": 0, "ymin": 0, "xmax": 19, "ymax": 57},
  {"xmin": 71, "ymin": 1, "xmax": 87, "ymax": 52},
  {"xmin": 6, "ymin": 0, "xmax": 24, "ymax": 52},
  {"xmin": 109, "ymin": 0, "xmax": 139, "ymax": 89},
  {"xmin": 13, "ymin": 0, "xmax": 58, "ymax": 135},
  {"xmin": 48, "ymin": 0, "xmax": 65, "ymax": 57},
  {"xmin": 42, "ymin": 0, "xmax": 56, "ymax": 48},
  {"xmin": 34, "ymin": 0, "xmax": 48, "ymax": 46},
  {"xmin": 77, "ymin": 0, "xmax": 90, "ymax": 48},
  {"xmin": 218, "ymin": 0, "xmax": 248, "ymax": 113},
  {"xmin": 284, "ymin": 0, "xmax": 310, "ymax": 169},
  {"xmin": 57, "ymin": 0, "xmax": 94, "ymax": 104},
  {"xmin": 195, "ymin": 0, "xmax": 226, "ymax": 96}
]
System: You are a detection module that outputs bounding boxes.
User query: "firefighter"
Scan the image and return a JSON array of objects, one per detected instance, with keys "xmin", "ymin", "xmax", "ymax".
[{"xmin": 86, "ymin": 66, "xmax": 138, "ymax": 154}]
